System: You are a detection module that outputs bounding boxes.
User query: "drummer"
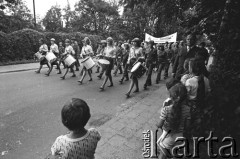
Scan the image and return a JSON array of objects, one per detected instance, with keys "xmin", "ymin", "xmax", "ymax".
[
  {"xmin": 95, "ymin": 40, "xmax": 106, "ymax": 73},
  {"xmin": 77, "ymin": 37, "xmax": 94, "ymax": 84},
  {"xmin": 99, "ymin": 37, "xmax": 116, "ymax": 91},
  {"xmin": 58, "ymin": 41, "xmax": 66, "ymax": 68},
  {"xmin": 97, "ymin": 40, "xmax": 107, "ymax": 79},
  {"xmin": 35, "ymin": 38, "xmax": 50, "ymax": 73},
  {"xmin": 71, "ymin": 38, "xmax": 80, "ymax": 71},
  {"xmin": 125, "ymin": 38, "xmax": 143, "ymax": 98},
  {"xmin": 60, "ymin": 39, "xmax": 76, "ymax": 80},
  {"xmin": 45, "ymin": 38, "xmax": 61, "ymax": 76}
]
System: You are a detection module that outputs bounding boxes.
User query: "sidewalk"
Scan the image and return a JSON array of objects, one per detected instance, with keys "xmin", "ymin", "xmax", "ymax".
[
  {"xmin": 95, "ymin": 85, "xmax": 167, "ymax": 159},
  {"xmin": 0, "ymin": 63, "xmax": 42, "ymax": 74}
]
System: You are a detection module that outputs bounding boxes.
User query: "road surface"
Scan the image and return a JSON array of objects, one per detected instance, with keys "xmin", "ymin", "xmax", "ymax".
[{"xmin": 0, "ymin": 66, "xmax": 161, "ymax": 159}]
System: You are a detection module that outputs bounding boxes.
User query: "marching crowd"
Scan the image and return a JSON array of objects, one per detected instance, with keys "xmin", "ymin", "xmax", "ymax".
[{"xmin": 35, "ymin": 34, "xmax": 212, "ymax": 158}]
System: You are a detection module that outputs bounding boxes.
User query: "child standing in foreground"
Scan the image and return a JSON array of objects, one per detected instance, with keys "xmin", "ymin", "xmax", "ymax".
[
  {"xmin": 51, "ymin": 98, "xmax": 101, "ymax": 159},
  {"xmin": 156, "ymin": 82, "xmax": 190, "ymax": 159}
]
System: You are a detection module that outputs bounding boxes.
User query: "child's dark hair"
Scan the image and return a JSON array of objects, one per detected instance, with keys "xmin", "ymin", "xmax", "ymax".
[
  {"xmin": 61, "ymin": 98, "xmax": 91, "ymax": 131},
  {"xmin": 166, "ymin": 77, "xmax": 180, "ymax": 90},
  {"xmin": 168, "ymin": 83, "xmax": 187, "ymax": 130},
  {"xmin": 189, "ymin": 59, "xmax": 206, "ymax": 108}
]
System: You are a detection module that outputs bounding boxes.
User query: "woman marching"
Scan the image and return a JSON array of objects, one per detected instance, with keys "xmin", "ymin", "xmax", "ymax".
[
  {"xmin": 45, "ymin": 38, "xmax": 61, "ymax": 76},
  {"xmin": 99, "ymin": 37, "xmax": 116, "ymax": 91},
  {"xmin": 119, "ymin": 43, "xmax": 130, "ymax": 84},
  {"xmin": 125, "ymin": 38, "xmax": 144, "ymax": 98},
  {"xmin": 60, "ymin": 39, "xmax": 76, "ymax": 80},
  {"xmin": 77, "ymin": 37, "xmax": 94, "ymax": 84},
  {"xmin": 35, "ymin": 38, "xmax": 50, "ymax": 73}
]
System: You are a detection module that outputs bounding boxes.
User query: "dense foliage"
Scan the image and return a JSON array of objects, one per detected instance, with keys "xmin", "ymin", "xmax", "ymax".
[{"xmin": 0, "ymin": 29, "xmax": 102, "ymax": 63}]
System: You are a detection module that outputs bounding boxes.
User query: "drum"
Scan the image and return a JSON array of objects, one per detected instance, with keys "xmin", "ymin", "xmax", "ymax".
[
  {"xmin": 35, "ymin": 52, "xmax": 44, "ymax": 61},
  {"xmin": 81, "ymin": 57, "xmax": 95, "ymax": 70},
  {"xmin": 64, "ymin": 54, "xmax": 76, "ymax": 67},
  {"xmin": 45, "ymin": 52, "xmax": 57, "ymax": 64},
  {"xmin": 98, "ymin": 59, "xmax": 110, "ymax": 70},
  {"xmin": 131, "ymin": 62, "xmax": 147, "ymax": 78}
]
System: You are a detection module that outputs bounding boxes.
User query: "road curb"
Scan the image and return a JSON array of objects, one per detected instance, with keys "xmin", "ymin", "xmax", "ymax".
[{"xmin": 0, "ymin": 68, "xmax": 39, "ymax": 74}]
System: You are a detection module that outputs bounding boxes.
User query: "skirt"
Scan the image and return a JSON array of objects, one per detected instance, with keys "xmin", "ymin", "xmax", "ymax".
[
  {"xmin": 40, "ymin": 58, "xmax": 48, "ymax": 65},
  {"xmin": 105, "ymin": 57, "xmax": 114, "ymax": 76}
]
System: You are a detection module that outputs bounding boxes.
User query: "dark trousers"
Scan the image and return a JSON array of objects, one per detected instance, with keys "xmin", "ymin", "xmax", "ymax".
[
  {"xmin": 156, "ymin": 62, "xmax": 169, "ymax": 82},
  {"xmin": 114, "ymin": 59, "xmax": 123, "ymax": 74},
  {"xmin": 144, "ymin": 64, "xmax": 154, "ymax": 86},
  {"xmin": 121, "ymin": 63, "xmax": 129, "ymax": 80}
]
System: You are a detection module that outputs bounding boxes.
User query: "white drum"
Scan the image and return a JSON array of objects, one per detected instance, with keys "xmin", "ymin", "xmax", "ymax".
[
  {"xmin": 81, "ymin": 57, "xmax": 95, "ymax": 70},
  {"xmin": 98, "ymin": 59, "xmax": 110, "ymax": 65},
  {"xmin": 45, "ymin": 52, "xmax": 57, "ymax": 63},
  {"xmin": 64, "ymin": 54, "xmax": 76, "ymax": 67},
  {"xmin": 35, "ymin": 52, "xmax": 44, "ymax": 61}
]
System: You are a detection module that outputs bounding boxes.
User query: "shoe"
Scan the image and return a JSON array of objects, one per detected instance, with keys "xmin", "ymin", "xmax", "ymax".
[
  {"xmin": 108, "ymin": 84, "xmax": 113, "ymax": 87},
  {"xmin": 57, "ymin": 72, "xmax": 62, "ymax": 74},
  {"xmin": 35, "ymin": 71, "xmax": 40, "ymax": 73},
  {"xmin": 144, "ymin": 85, "xmax": 147, "ymax": 90},
  {"xmin": 133, "ymin": 89, "xmax": 139, "ymax": 93},
  {"xmin": 78, "ymin": 80, "xmax": 83, "ymax": 84},
  {"xmin": 113, "ymin": 73, "xmax": 117, "ymax": 77},
  {"xmin": 119, "ymin": 72, "xmax": 123, "ymax": 74},
  {"xmin": 125, "ymin": 92, "xmax": 130, "ymax": 98},
  {"xmin": 99, "ymin": 87, "xmax": 104, "ymax": 91},
  {"xmin": 60, "ymin": 76, "xmax": 65, "ymax": 80},
  {"xmin": 72, "ymin": 74, "xmax": 76, "ymax": 77},
  {"xmin": 88, "ymin": 78, "xmax": 92, "ymax": 81},
  {"xmin": 156, "ymin": 81, "xmax": 159, "ymax": 84},
  {"xmin": 125, "ymin": 78, "xmax": 129, "ymax": 81},
  {"xmin": 75, "ymin": 68, "xmax": 79, "ymax": 71},
  {"xmin": 119, "ymin": 80, "xmax": 123, "ymax": 84},
  {"xmin": 97, "ymin": 75, "xmax": 102, "ymax": 79},
  {"xmin": 95, "ymin": 71, "xmax": 99, "ymax": 73},
  {"xmin": 45, "ymin": 73, "xmax": 49, "ymax": 76}
]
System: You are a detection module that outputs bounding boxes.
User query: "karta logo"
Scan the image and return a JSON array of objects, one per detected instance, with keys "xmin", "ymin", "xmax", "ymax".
[{"xmin": 142, "ymin": 130, "xmax": 239, "ymax": 158}]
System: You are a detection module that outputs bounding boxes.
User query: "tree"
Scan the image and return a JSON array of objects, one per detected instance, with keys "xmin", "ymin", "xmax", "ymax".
[
  {"xmin": 0, "ymin": 0, "xmax": 34, "ymax": 33},
  {"xmin": 71, "ymin": 0, "xmax": 119, "ymax": 34},
  {"xmin": 42, "ymin": 5, "xmax": 62, "ymax": 32}
]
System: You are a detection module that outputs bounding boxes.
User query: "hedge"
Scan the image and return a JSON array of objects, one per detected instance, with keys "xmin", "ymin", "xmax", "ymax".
[{"xmin": 0, "ymin": 29, "xmax": 103, "ymax": 63}]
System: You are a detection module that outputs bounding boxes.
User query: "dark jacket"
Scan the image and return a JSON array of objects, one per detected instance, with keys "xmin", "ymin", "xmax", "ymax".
[{"xmin": 146, "ymin": 48, "xmax": 158, "ymax": 66}]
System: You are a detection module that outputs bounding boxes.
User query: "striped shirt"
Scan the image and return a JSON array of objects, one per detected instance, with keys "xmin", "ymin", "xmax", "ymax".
[
  {"xmin": 159, "ymin": 98, "xmax": 190, "ymax": 133},
  {"xmin": 51, "ymin": 128, "xmax": 101, "ymax": 159}
]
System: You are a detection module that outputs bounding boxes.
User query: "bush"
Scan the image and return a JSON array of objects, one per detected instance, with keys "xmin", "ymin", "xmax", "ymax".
[{"xmin": 0, "ymin": 29, "xmax": 103, "ymax": 63}]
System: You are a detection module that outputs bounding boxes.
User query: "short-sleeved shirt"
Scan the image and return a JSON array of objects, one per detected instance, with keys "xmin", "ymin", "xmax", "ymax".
[
  {"xmin": 39, "ymin": 44, "xmax": 48, "ymax": 55},
  {"xmin": 185, "ymin": 76, "xmax": 211, "ymax": 100},
  {"xmin": 51, "ymin": 128, "xmax": 101, "ymax": 159},
  {"xmin": 159, "ymin": 98, "xmax": 190, "ymax": 133},
  {"xmin": 103, "ymin": 46, "xmax": 116, "ymax": 58},
  {"xmin": 127, "ymin": 47, "xmax": 143, "ymax": 63},
  {"xmin": 81, "ymin": 45, "xmax": 93, "ymax": 56},
  {"xmin": 64, "ymin": 45, "xmax": 75, "ymax": 55},
  {"xmin": 50, "ymin": 44, "xmax": 59, "ymax": 54}
]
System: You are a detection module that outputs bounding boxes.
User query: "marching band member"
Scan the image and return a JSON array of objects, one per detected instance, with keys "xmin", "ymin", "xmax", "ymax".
[
  {"xmin": 45, "ymin": 38, "xmax": 61, "ymax": 76},
  {"xmin": 113, "ymin": 41, "xmax": 123, "ymax": 76},
  {"xmin": 125, "ymin": 38, "xmax": 143, "ymax": 98},
  {"xmin": 119, "ymin": 43, "xmax": 130, "ymax": 84},
  {"xmin": 35, "ymin": 38, "xmax": 50, "ymax": 73},
  {"xmin": 143, "ymin": 40, "xmax": 158, "ymax": 90},
  {"xmin": 60, "ymin": 39, "xmax": 76, "ymax": 80},
  {"xmin": 99, "ymin": 37, "xmax": 116, "ymax": 91},
  {"xmin": 58, "ymin": 42, "xmax": 66, "ymax": 68},
  {"xmin": 97, "ymin": 40, "xmax": 107, "ymax": 79},
  {"xmin": 78, "ymin": 37, "xmax": 93, "ymax": 84},
  {"xmin": 71, "ymin": 38, "xmax": 80, "ymax": 71}
]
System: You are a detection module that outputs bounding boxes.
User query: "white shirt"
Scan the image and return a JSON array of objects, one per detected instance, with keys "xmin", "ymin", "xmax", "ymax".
[
  {"xmin": 39, "ymin": 44, "xmax": 48, "ymax": 53},
  {"xmin": 81, "ymin": 45, "xmax": 93, "ymax": 56},
  {"xmin": 127, "ymin": 47, "xmax": 143, "ymax": 63},
  {"xmin": 64, "ymin": 45, "xmax": 75, "ymax": 55},
  {"xmin": 103, "ymin": 46, "xmax": 116, "ymax": 58},
  {"xmin": 50, "ymin": 43, "xmax": 59, "ymax": 54}
]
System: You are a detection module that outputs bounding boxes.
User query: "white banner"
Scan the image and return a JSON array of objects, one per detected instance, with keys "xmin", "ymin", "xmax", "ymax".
[{"xmin": 145, "ymin": 32, "xmax": 177, "ymax": 43}]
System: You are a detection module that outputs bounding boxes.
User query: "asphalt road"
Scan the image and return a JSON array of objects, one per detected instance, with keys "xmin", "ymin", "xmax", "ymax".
[{"xmin": 0, "ymin": 66, "xmax": 161, "ymax": 159}]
